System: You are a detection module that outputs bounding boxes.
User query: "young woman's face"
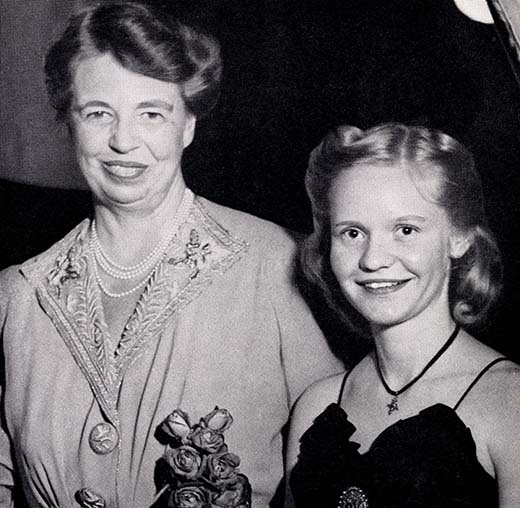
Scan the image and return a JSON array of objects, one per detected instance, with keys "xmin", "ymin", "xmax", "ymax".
[
  {"xmin": 71, "ymin": 53, "xmax": 195, "ymax": 213},
  {"xmin": 329, "ymin": 163, "xmax": 466, "ymax": 331}
]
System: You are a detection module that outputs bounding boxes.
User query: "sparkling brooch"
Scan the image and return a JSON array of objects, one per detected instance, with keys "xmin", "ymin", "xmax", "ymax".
[{"xmin": 337, "ymin": 486, "xmax": 369, "ymax": 508}]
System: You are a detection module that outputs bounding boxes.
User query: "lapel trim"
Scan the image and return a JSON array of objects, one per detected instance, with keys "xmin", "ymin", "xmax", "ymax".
[{"xmin": 20, "ymin": 198, "xmax": 248, "ymax": 424}]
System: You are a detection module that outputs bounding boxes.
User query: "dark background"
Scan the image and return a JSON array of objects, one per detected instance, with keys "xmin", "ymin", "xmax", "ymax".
[{"xmin": 1, "ymin": 0, "xmax": 519, "ymax": 361}]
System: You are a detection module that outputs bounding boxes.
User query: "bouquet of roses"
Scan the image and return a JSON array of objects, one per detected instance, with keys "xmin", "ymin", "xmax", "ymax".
[{"xmin": 152, "ymin": 407, "xmax": 252, "ymax": 508}]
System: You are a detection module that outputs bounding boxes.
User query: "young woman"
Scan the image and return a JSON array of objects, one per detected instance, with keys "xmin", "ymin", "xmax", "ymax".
[{"xmin": 286, "ymin": 123, "xmax": 520, "ymax": 507}]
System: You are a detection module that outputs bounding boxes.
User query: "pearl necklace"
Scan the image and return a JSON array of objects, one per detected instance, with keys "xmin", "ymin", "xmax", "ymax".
[
  {"xmin": 91, "ymin": 189, "xmax": 193, "ymax": 280},
  {"xmin": 91, "ymin": 189, "xmax": 194, "ymax": 298},
  {"xmin": 91, "ymin": 253, "xmax": 162, "ymax": 298}
]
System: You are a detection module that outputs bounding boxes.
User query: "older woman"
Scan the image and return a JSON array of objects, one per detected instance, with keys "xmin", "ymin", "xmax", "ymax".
[{"xmin": 0, "ymin": 3, "xmax": 342, "ymax": 507}]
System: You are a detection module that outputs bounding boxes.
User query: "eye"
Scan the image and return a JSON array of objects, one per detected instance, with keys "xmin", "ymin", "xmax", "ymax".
[
  {"xmin": 395, "ymin": 224, "xmax": 419, "ymax": 237},
  {"xmin": 139, "ymin": 111, "xmax": 166, "ymax": 123},
  {"xmin": 340, "ymin": 228, "xmax": 365, "ymax": 242},
  {"xmin": 84, "ymin": 110, "xmax": 112, "ymax": 124}
]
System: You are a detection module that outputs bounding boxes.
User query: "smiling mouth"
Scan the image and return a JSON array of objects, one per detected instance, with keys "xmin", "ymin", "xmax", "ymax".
[
  {"xmin": 102, "ymin": 160, "xmax": 148, "ymax": 179},
  {"xmin": 358, "ymin": 280, "xmax": 410, "ymax": 294}
]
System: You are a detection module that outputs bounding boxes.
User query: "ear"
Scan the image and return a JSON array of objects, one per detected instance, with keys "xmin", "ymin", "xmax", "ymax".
[
  {"xmin": 449, "ymin": 230, "xmax": 473, "ymax": 259},
  {"xmin": 182, "ymin": 113, "xmax": 197, "ymax": 148}
]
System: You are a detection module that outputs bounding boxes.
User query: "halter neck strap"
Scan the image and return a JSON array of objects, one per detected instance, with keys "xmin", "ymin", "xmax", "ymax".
[
  {"xmin": 337, "ymin": 369, "xmax": 353, "ymax": 405},
  {"xmin": 454, "ymin": 357, "xmax": 509, "ymax": 411}
]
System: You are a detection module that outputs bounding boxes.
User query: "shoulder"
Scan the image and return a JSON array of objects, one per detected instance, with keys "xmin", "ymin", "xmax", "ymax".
[
  {"xmin": 453, "ymin": 334, "xmax": 520, "ymax": 422},
  {"xmin": 482, "ymin": 361, "xmax": 520, "ymax": 506},
  {"xmin": 0, "ymin": 264, "xmax": 39, "ymax": 332},
  {"xmin": 286, "ymin": 372, "xmax": 347, "ymax": 471},
  {"xmin": 0, "ymin": 265, "xmax": 24, "ymax": 311},
  {"xmin": 16, "ymin": 220, "xmax": 90, "ymax": 285},
  {"xmin": 453, "ymin": 338, "xmax": 520, "ymax": 481},
  {"xmin": 296, "ymin": 372, "xmax": 347, "ymax": 408},
  {"xmin": 483, "ymin": 358, "xmax": 520, "ymax": 413},
  {"xmin": 291, "ymin": 372, "xmax": 347, "ymax": 432},
  {"xmin": 0, "ymin": 221, "xmax": 89, "ymax": 315},
  {"xmin": 475, "ymin": 358, "xmax": 520, "ymax": 428},
  {"xmin": 0, "ymin": 221, "xmax": 88, "ymax": 309},
  {"xmin": 454, "ymin": 333, "xmax": 520, "ymax": 395},
  {"xmin": 0, "ymin": 264, "xmax": 23, "ymax": 290},
  {"xmin": 196, "ymin": 197, "xmax": 301, "ymax": 258}
]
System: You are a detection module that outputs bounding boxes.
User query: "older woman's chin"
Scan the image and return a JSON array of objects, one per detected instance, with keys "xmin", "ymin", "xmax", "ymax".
[
  {"xmin": 88, "ymin": 181, "xmax": 149, "ymax": 208},
  {"xmin": 90, "ymin": 180, "xmax": 184, "ymax": 215}
]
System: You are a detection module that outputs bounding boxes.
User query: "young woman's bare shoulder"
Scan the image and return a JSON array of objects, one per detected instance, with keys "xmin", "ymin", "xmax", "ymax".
[
  {"xmin": 457, "ymin": 350, "xmax": 520, "ymax": 429},
  {"xmin": 293, "ymin": 371, "xmax": 347, "ymax": 417},
  {"xmin": 286, "ymin": 371, "xmax": 348, "ymax": 476},
  {"xmin": 289, "ymin": 372, "xmax": 346, "ymax": 443},
  {"xmin": 487, "ymin": 360, "xmax": 520, "ymax": 419},
  {"xmin": 471, "ymin": 357, "xmax": 520, "ymax": 407},
  {"xmin": 483, "ymin": 362, "xmax": 520, "ymax": 507}
]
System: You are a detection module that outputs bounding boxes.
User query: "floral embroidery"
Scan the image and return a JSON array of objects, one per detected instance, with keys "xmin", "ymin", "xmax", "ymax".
[
  {"xmin": 168, "ymin": 229, "xmax": 212, "ymax": 279},
  {"xmin": 24, "ymin": 200, "xmax": 248, "ymax": 438},
  {"xmin": 47, "ymin": 244, "xmax": 82, "ymax": 297}
]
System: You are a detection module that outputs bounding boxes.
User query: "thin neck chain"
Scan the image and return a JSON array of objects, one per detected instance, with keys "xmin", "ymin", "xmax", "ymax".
[{"xmin": 375, "ymin": 325, "xmax": 460, "ymax": 397}]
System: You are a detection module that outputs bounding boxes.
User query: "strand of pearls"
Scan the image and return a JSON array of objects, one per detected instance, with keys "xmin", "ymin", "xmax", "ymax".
[
  {"xmin": 91, "ymin": 189, "xmax": 194, "ymax": 298},
  {"xmin": 91, "ymin": 252, "xmax": 162, "ymax": 298},
  {"xmin": 91, "ymin": 189, "xmax": 194, "ymax": 280}
]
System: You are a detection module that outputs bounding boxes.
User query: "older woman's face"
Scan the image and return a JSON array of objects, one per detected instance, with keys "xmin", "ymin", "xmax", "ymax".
[{"xmin": 71, "ymin": 53, "xmax": 195, "ymax": 213}]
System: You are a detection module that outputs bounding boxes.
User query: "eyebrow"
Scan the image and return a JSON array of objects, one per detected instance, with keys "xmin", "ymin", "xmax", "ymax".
[
  {"xmin": 74, "ymin": 100, "xmax": 174, "ymax": 111},
  {"xmin": 333, "ymin": 215, "xmax": 426, "ymax": 228},
  {"xmin": 137, "ymin": 100, "xmax": 174, "ymax": 111},
  {"xmin": 334, "ymin": 220, "xmax": 362, "ymax": 228},
  {"xmin": 74, "ymin": 100, "xmax": 110, "ymax": 111},
  {"xmin": 394, "ymin": 215, "xmax": 426, "ymax": 223}
]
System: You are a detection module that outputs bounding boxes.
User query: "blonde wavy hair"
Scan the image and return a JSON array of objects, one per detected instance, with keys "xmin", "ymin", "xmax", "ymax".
[{"xmin": 302, "ymin": 123, "xmax": 503, "ymax": 335}]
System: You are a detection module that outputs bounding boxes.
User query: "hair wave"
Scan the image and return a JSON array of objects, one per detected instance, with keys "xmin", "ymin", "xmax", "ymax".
[{"xmin": 44, "ymin": 1, "xmax": 222, "ymax": 123}]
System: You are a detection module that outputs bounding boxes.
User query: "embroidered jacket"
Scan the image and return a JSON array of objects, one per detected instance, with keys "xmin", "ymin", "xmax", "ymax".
[{"xmin": 0, "ymin": 196, "xmax": 342, "ymax": 508}]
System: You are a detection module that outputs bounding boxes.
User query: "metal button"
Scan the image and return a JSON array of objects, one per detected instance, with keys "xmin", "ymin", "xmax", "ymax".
[
  {"xmin": 88, "ymin": 422, "xmax": 118, "ymax": 455},
  {"xmin": 75, "ymin": 488, "xmax": 106, "ymax": 508}
]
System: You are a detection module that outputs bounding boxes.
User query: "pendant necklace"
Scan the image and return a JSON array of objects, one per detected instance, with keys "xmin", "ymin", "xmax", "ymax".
[{"xmin": 374, "ymin": 325, "xmax": 460, "ymax": 415}]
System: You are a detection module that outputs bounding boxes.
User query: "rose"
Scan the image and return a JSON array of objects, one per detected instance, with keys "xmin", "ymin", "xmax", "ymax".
[
  {"xmin": 206, "ymin": 452, "xmax": 240, "ymax": 488},
  {"xmin": 164, "ymin": 445, "xmax": 204, "ymax": 480},
  {"xmin": 169, "ymin": 485, "xmax": 212, "ymax": 508},
  {"xmin": 160, "ymin": 409, "xmax": 192, "ymax": 444},
  {"xmin": 190, "ymin": 426, "xmax": 226, "ymax": 454},
  {"xmin": 212, "ymin": 474, "xmax": 251, "ymax": 508},
  {"xmin": 202, "ymin": 407, "xmax": 233, "ymax": 432}
]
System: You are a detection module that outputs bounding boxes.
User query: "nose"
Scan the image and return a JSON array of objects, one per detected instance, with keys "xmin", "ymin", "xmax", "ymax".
[
  {"xmin": 108, "ymin": 118, "xmax": 139, "ymax": 153},
  {"xmin": 359, "ymin": 236, "xmax": 395, "ymax": 272}
]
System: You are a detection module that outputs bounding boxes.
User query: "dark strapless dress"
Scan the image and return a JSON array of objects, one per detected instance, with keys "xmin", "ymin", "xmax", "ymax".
[{"xmin": 290, "ymin": 402, "xmax": 497, "ymax": 508}]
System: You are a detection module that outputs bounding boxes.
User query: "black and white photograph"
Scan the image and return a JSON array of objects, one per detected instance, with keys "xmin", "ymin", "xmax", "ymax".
[{"xmin": 1, "ymin": 1, "xmax": 519, "ymax": 507}]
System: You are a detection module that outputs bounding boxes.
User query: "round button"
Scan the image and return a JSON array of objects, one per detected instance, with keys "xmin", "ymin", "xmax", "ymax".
[
  {"xmin": 88, "ymin": 422, "xmax": 119, "ymax": 455},
  {"xmin": 75, "ymin": 488, "xmax": 106, "ymax": 508}
]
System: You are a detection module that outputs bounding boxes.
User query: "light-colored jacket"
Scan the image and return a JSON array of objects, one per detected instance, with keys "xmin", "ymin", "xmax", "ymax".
[{"xmin": 0, "ymin": 196, "xmax": 343, "ymax": 508}]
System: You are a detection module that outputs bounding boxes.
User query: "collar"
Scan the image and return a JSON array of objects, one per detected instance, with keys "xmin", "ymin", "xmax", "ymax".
[{"xmin": 20, "ymin": 197, "xmax": 248, "ymax": 424}]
